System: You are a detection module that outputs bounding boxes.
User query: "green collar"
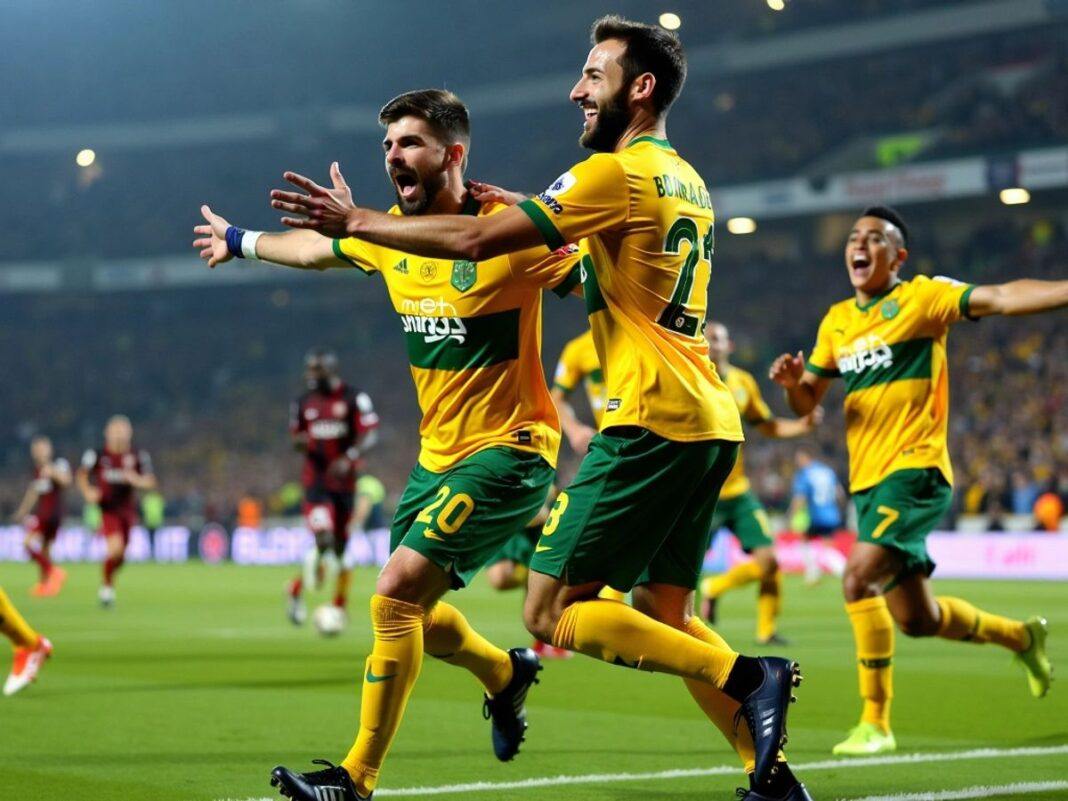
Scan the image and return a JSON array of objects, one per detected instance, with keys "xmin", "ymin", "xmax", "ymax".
[
  {"xmin": 855, "ymin": 279, "xmax": 903, "ymax": 312},
  {"xmin": 627, "ymin": 135, "xmax": 672, "ymax": 150}
]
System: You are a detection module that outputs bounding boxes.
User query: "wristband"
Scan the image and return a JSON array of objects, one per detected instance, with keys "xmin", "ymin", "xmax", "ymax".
[{"xmin": 224, "ymin": 226, "xmax": 264, "ymax": 260}]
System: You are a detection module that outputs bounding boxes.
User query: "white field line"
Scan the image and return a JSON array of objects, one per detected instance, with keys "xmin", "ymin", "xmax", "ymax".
[
  {"xmin": 215, "ymin": 744, "xmax": 1068, "ymax": 800},
  {"xmin": 843, "ymin": 780, "xmax": 1068, "ymax": 801}
]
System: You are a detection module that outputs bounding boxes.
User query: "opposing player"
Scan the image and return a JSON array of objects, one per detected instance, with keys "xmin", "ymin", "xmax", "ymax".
[
  {"xmin": 12, "ymin": 436, "xmax": 71, "ymax": 596},
  {"xmin": 770, "ymin": 205, "xmax": 1059, "ymax": 756},
  {"xmin": 77, "ymin": 415, "xmax": 156, "ymax": 608},
  {"xmin": 194, "ymin": 89, "xmax": 582, "ymax": 800},
  {"xmin": 269, "ymin": 18, "xmax": 810, "ymax": 798},
  {"xmin": 1, "ymin": 586, "xmax": 52, "ymax": 696},
  {"xmin": 699, "ymin": 322, "xmax": 819, "ymax": 645},
  {"xmin": 787, "ymin": 448, "xmax": 846, "ymax": 586},
  {"xmin": 286, "ymin": 349, "xmax": 378, "ymax": 625}
]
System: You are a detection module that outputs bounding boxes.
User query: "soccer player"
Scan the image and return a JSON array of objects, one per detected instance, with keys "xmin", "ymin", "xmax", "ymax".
[
  {"xmin": 698, "ymin": 321, "xmax": 820, "ymax": 645},
  {"xmin": 552, "ymin": 328, "xmax": 606, "ymax": 454},
  {"xmin": 286, "ymin": 349, "xmax": 379, "ymax": 625},
  {"xmin": 76, "ymin": 415, "xmax": 156, "ymax": 608},
  {"xmin": 0, "ymin": 586, "xmax": 52, "ymax": 696},
  {"xmin": 770, "ymin": 205, "xmax": 1059, "ymax": 756},
  {"xmin": 12, "ymin": 436, "xmax": 71, "ymax": 596},
  {"xmin": 269, "ymin": 18, "xmax": 810, "ymax": 799},
  {"xmin": 194, "ymin": 89, "xmax": 581, "ymax": 801},
  {"xmin": 787, "ymin": 447, "xmax": 846, "ymax": 586}
]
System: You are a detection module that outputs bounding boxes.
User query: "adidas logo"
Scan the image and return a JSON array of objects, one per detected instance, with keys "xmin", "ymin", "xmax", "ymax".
[{"xmin": 393, "ymin": 258, "xmax": 409, "ymax": 274}]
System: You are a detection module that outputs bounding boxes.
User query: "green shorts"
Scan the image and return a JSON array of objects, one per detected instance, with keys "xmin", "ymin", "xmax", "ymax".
[
  {"xmin": 710, "ymin": 491, "xmax": 773, "ymax": 553},
  {"xmin": 528, "ymin": 427, "xmax": 738, "ymax": 592},
  {"xmin": 391, "ymin": 447, "xmax": 555, "ymax": 588},
  {"xmin": 854, "ymin": 467, "xmax": 952, "ymax": 585},
  {"xmin": 489, "ymin": 525, "xmax": 539, "ymax": 567}
]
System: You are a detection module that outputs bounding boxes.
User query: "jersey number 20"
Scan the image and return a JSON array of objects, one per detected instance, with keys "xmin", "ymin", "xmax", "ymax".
[{"xmin": 657, "ymin": 216, "xmax": 713, "ymax": 337}]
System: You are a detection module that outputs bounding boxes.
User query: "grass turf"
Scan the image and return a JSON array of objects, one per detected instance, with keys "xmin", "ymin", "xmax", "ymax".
[{"xmin": 1, "ymin": 562, "xmax": 1065, "ymax": 801}]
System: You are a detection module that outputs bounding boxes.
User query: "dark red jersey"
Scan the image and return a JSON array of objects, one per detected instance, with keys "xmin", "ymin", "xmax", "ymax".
[
  {"xmin": 31, "ymin": 458, "xmax": 70, "ymax": 522},
  {"xmin": 81, "ymin": 447, "xmax": 152, "ymax": 512},
  {"xmin": 290, "ymin": 383, "xmax": 378, "ymax": 495}
]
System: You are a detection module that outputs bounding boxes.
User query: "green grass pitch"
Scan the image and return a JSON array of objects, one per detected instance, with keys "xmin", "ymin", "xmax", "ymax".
[{"xmin": 1, "ymin": 562, "xmax": 1066, "ymax": 801}]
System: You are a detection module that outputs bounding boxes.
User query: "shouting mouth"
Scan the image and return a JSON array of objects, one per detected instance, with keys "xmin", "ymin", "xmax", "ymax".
[
  {"xmin": 851, "ymin": 252, "xmax": 872, "ymax": 280},
  {"xmin": 581, "ymin": 104, "xmax": 598, "ymax": 130},
  {"xmin": 393, "ymin": 171, "xmax": 419, "ymax": 201}
]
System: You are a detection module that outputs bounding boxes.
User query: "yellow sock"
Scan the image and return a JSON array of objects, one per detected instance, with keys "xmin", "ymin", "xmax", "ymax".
[
  {"xmin": 423, "ymin": 601, "xmax": 513, "ymax": 694},
  {"xmin": 756, "ymin": 571, "xmax": 782, "ymax": 642},
  {"xmin": 936, "ymin": 596, "xmax": 1029, "ymax": 652},
  {"xmin": 846, "ymin": 597, "xmax": 894, "ymax": 732},
  {"xmin": 683, "ymin": 618, "xmax": 758, "ymax": 774},
  {"xmin": 553, "ymin": 599, "xmax": 738, "ymax": 687},
  {"xmin": 0, "ymin": 587, "xmax": 38, "ymax": 650},
  {"xmin": 701, "ymin": 561, "xmax": 763, "ymax": 599},
  {"xmin": 598, "ymin": 587, "xmax": 626, "ymax": 602},
  {"xmin": 334, "ymin": 569, "xmax": 353, "ymax": 606},
  {"xmin": 342, "ymin": 595, "xmax": 425, "ymax": 796}
]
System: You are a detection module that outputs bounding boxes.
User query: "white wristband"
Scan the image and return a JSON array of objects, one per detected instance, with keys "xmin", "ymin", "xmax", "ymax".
[{"xmin": 241, "ymin": 230, "xmax": 263, "ymax": 260}]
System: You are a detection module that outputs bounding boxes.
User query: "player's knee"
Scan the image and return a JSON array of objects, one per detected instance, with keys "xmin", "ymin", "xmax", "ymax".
[
  {"xmin": 522, "ymin": 595, "xmax": 558, "ymax": 643},
  {"xmin": 486, "ymin": 562, "xmax": 520, "ymax": 591},
  {"xmin": 842, "ymin": 569, "xmax": 879, "ymax": 603},
  {"xmin": 897, "ymin": 613, "xmax": 938, "ymax": 638}
]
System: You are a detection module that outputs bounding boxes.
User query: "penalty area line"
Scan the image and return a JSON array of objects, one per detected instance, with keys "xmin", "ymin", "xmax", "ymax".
[
  {"xmin": 842, "ymin": 780, "xmax": 1068, "ymax": 801},
  {"xmin": 217, "ymin": 743, "xmax": 1068, "ymax": 800}
]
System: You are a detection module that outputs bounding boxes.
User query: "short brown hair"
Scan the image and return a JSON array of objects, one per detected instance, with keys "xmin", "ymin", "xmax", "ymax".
[
  {"xmin": 591, "ymin": 15, "xmax": 687, "ymax": 115},
  {"xmin": 378, "ymin": 88, "xmax": 470, "ymax": 151}
]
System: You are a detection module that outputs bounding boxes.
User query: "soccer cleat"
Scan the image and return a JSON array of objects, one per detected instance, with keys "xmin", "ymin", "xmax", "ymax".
[
  {"xmin": 701, "ymin": 594, "xmax": 718, "ymax": 625},
  {"xmin": 30, "ymin": 582, "xmax": 49, "ymax": 597},
  {"xmin": 734, "ymin": 657, "xmax": 802, "ymax": 785},
  {"xmin": 756, "ymin": 633, "xmax": 791, "ymax": 647},
  {"xmin": 736, "ymin": 780, "xmax": 815, "ymax": 800},
  {"xmin": 98, "ymin": 585, "xmax": 115, "ymax": 609},
  {"xmin": 270, "ymin": 759, "xmax": 369, "ymax": 800},
  {"xmin": 3, "ymin": 636, "xmax": 52, "ymax": 696},
  {"xmin": 287, "ymin": 596, "xmax": 307, "ymax": 626},
  {"xmin": 832, "ymin": 722, "xmax": 896, "ymax": 755},
  {"xmin": 482, "ymin": 646, "xmax": 542, "ymax": 761},
  {"xmin": 42, "ymin": 566, "xmax": 68, "ymax": 596},
  {"xmin": 1015, "ymin": 616, "xmax": 1052, "ymax": 699}
]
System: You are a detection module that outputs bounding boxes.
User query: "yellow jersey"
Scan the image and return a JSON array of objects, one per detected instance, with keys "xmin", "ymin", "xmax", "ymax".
[
  {"xmin": 552, "ymin": 330, "xmax": 608, "ymax": 426},
  {"xmin": 806, "ymin": 275, "xmax": 975, "ymax": 491},
  {"xmin": 518, "ymin": 136, "xmax": 742, "ymax": 444},
  {"xmin": 334, "ymin": 197, "xmax": 581, "ymax": 472},
  {"xmin": 718, "ymin": 365, "xmax": 773, "ymax": 500}
]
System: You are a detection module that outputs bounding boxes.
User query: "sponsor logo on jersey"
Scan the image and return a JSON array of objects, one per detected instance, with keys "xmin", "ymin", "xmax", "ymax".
[
  {"xmin": 535, "ymin": 192, "xmax": 564, "ymax": 214},
  {"xmin": 393, "ymin": 258, "xmax": 409, "ymax": 274},
  {"xmin": 103, "ymin": 468, "xmax": 131, "ymax": 484},
  {"xmin": 837, "ymin": 335, "xmax": 893, "ymax": 375},
  {"xmin": 880, "ymin": 299, "xmax": 900, "ymax": 320},
  {"xmin": 606, "ymin": 398, "xmax": 622, "ymax": 411},
  {"xmin": 544, "ymin": 171, "xmax": 577, "ymax": 198},
  {"xmin": 399, "ymin": 298, "xmax": 468, "ymax": 345},
  {"xmin": 419, "ymin": 261, "xmax": 438, "ymax": 282},
  {"xmin": 451, "ymin": 260, "xmax": 477, "ymax": 292},
  {"xmin": 309, "ymin": 419, "xmax": 349, "ymax": 439}
]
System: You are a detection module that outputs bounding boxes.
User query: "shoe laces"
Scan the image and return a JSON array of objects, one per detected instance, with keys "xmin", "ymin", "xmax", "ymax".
[{"xmin": 304, "ymin": 759, "xmax": 346, "ymax": 784}]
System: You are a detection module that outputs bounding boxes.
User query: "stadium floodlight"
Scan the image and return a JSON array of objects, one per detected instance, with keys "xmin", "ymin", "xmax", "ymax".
[
  {"xmin": 767, "ymin": 0, "xmax": 786, "ymax": 11},
  {"xmin": 75, "ymin": 149, "xmax": 96, "ymax": 168},
  {"xmin": 659, "ymin": 12, "xmax": 681, "ymax": 30},
  {"xmin": 727, "ymin": 217, "xmax": 758, "ymax": 235},
  {"xmin": 999, "ymin": 187, "xmax": 1031, "ymax": 205}
]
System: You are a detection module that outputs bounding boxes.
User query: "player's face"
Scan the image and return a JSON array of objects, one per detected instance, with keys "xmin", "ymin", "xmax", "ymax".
[
  {"xmin": 105, "ymin": 418, "xmax": 132, "ymax": 451},
  {"xmin": 305, "ymin": 361, "xmax": 331, "ymax": 391},
  {"xmin": 845, "ymin": 216, "xmax": 906, "ymax": 294},
  {"xmin": 382, "ymin": 116, "xmax": 453, "ymax": 215},
  {"xmin": 31, "ymin": 438, "xmax": 52, "ymax": 465},
  {"xmin": 570, "ymin": 40, "xmax": 632, "ymax": 152},
  {"xmin": 704, "ymin": 323, "xmax": 732, "ymax": 361}
]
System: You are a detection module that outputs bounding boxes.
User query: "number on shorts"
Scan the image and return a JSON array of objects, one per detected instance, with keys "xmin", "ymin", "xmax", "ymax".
[
  {"xmin": 542, "ymin": 492, "xmax": 570, "ymax": 536},
  {"xmin": 417, "ymin": 485, "xmax": 475, "ymax": 535},
  {"xmin": 871, "ymin": 505, "xmax": 900, "ymax": 540}
]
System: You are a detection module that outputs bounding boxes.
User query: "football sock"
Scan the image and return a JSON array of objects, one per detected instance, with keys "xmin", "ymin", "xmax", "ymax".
[
  {"xmin": 598, "ymin": 587, "xmax": 626, "ymax": 602},
  {"xmin": 342, "ymin": 594, "xmax": 425, "ymax": 796},
  {"xmin": 102, "ymin": 555, "xmax": 124, "ymax": 587},
  {"xmin": 552, "ymin": 599, "xmax": 738, "ymax": 687},
  {"xmin": 423, "ymin": 600, "xmax": 513, "ymax": 694},
  {"xmin": 682, "ymin": 618, "xmax": 758, "ymax": 773},
  {"xmin": 846, "ymin": 597, "xmax": 894, "ymax": 732},
  {"xmin": 936, "ymin": 596, "xmax": 1029, "ymax": 652},
  {"xmin": 27, "ymin": 545, "xmax": 52, "ymax": 582},
  {"xmin": 0, "ymin": 587, "xmax": 39, "ymax": 650},
  {"xmin": 333, "ymin": 569, "xmax": 352, "ymax": 608},
  {"xmin": 701, "ymin": 561, "xmax": 763, "ymax": 599},
  {"xmin": 756, "ymin": 571, "xmax": 782, "ymax": 641},
  {"xmin": 288, "ymin": 576, "xmax": 303, "ymax": 599}
]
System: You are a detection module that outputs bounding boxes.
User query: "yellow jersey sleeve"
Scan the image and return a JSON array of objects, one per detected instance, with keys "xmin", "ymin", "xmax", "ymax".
[
  {"xmin": 553, "ymin": 339, "xmax": 584, "ymax": 393},
  {"xmin": 806, "ymin": 311, "xmax": 841, "ymax": 378},
  {"xmin": 741, "ymin": 371, "xmax": 773, "ymax": 424},
  {"xmin": 517, "ymin": 154, "xmax": 629, "ymax": 249},
  {"xmin": 332, "ymin": 237, "xmax": 380, "ymax": 275},
  {"xmin": 921, "ymin": 275, "xmax": 977, "ymax": 325},
  {"xmin": 508, "ymin": 244, "xmax": 583, "ymax": 298}
]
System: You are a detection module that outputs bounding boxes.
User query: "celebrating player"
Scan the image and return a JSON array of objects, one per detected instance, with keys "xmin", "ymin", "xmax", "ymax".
[
  {"xmin": 195, "ymin": 89, "xmax": 582, "ymax": 801},
  {"xmin": 77, "ymin": 415, "xmax": 156, "ymax": 608},
  {"xmin": 787, "ymin": 447, "xmax": 847, "ymax": 586},
  {"xmin": 0, "ymin": 586, "xmax": 52, "ymax": 696},
  {"xmin": 267, "ymin": 18, "xmax": 810, "ymax": 799},
  {"xmin": 12, "ymin": 436, "xmax": 71, "ymax": 596},
  {"xmin": 286, "ymin": 349, "xmax": 379, "ymax": 625},
  {"xmin": 699, "ymin": 322, "xmax": 820, "ymax": 645},
  {"xmin": 770, "ymin": 205, "xmax": 1059, "ymax": 756}
]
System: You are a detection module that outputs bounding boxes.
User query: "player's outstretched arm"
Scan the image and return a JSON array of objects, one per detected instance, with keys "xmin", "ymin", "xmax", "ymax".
[
  {"xmin": 270, "ymin": 164, "xmax": 544, "ymax": 261},
  {"xmin": 192, "ymin": 205, "xmax": 346, "ymax": 270},
  {"xmin": 757, "ymin": 406, "xmax": 823, "ymax": 439},
  {"xmin": 966, "ymin": 279, "xmax": 1068, "ymax": 318},
  {"xmin": 770, "ymin": 351, "xmax": 830, "ymax": 417}
]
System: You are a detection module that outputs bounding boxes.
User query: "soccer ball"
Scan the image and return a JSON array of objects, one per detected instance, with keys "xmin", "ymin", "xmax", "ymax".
[{"xmin": 312, "ymin": 604, "xmax": 347, "ymax": 637}]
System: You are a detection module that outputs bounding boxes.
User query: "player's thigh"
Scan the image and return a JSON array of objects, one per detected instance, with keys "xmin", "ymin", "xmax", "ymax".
[
  {"xmin": 395, "ymin": 448, "xmax": 554, "ymax": 589},
  {"xmin": 641, "ymin": 440, "xmax": 739, "ymax": 591}
]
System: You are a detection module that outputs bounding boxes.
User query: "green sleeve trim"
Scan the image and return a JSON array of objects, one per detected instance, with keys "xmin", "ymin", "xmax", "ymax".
[
  {"xmin": 552, "ymin": 381, "xmax": 575, "ymax": 394},
  {"xmin": 806, "ymin": 360, "xmax": 840, "ymax": 378},
  {"xmin": 959, "ymin": 284, "xmax": 977, "ymax": 321},
  {"xmin": 332, "ymin": 239, "xmax": 374, "ymax": 274},
  {"xmin": 517, "ymin": 199, "xmax": 565, "ymax": 251},
  {"xmin": 551, "ymin": 263, "xmax": 583, "ymax": 298}
]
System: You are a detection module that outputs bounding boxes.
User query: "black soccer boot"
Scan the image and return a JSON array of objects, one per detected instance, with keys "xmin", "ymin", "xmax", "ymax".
[{"xmin": 482, "ymin": 646, "xmax": 543, "ymax": 761}]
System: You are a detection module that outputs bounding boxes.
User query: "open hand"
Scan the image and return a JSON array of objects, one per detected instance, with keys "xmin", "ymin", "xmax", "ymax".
[
  {"xmin": 769, "ymin": 350, "xmax": 806, "ymax": 388},
  {"xmin": 192, "ymin": 205, "xmax": 234, "ymax": 268},
  {"xmin": 270, "ymin": 162, "xmax": 356, "ymax": 238},
  {"xmin": 466, "ymin": 180, "xmax": 527, "ymax": 207}
]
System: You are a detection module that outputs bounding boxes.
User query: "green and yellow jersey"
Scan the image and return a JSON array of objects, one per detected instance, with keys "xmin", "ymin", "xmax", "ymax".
[
  {"xmin": 806, "ymin": 275, "xmax": 975, "ymax": 492},
  {"xmin": 718, "ymin": 366, "xmax": 773, "ymax": 500},
  {"xmin": 552, "ymin": 329, "xmax": 607, "ymax": 426},
  {"xmin": 334, "ymin": 197, "xmax": 580, "ymax": 473},
  {"xmin": 518, "ymin": 136, "xmax": 742, "ymax": 444}
]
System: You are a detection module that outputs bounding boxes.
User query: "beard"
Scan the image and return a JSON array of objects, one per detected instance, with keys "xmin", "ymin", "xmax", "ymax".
[
  {"xmin": 579, "ymin": 86, "xmax": 632, "ymax": 152},
  {"xmin": 393, "ymin": 171, "xmax": 446, "ymax": 216}
]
